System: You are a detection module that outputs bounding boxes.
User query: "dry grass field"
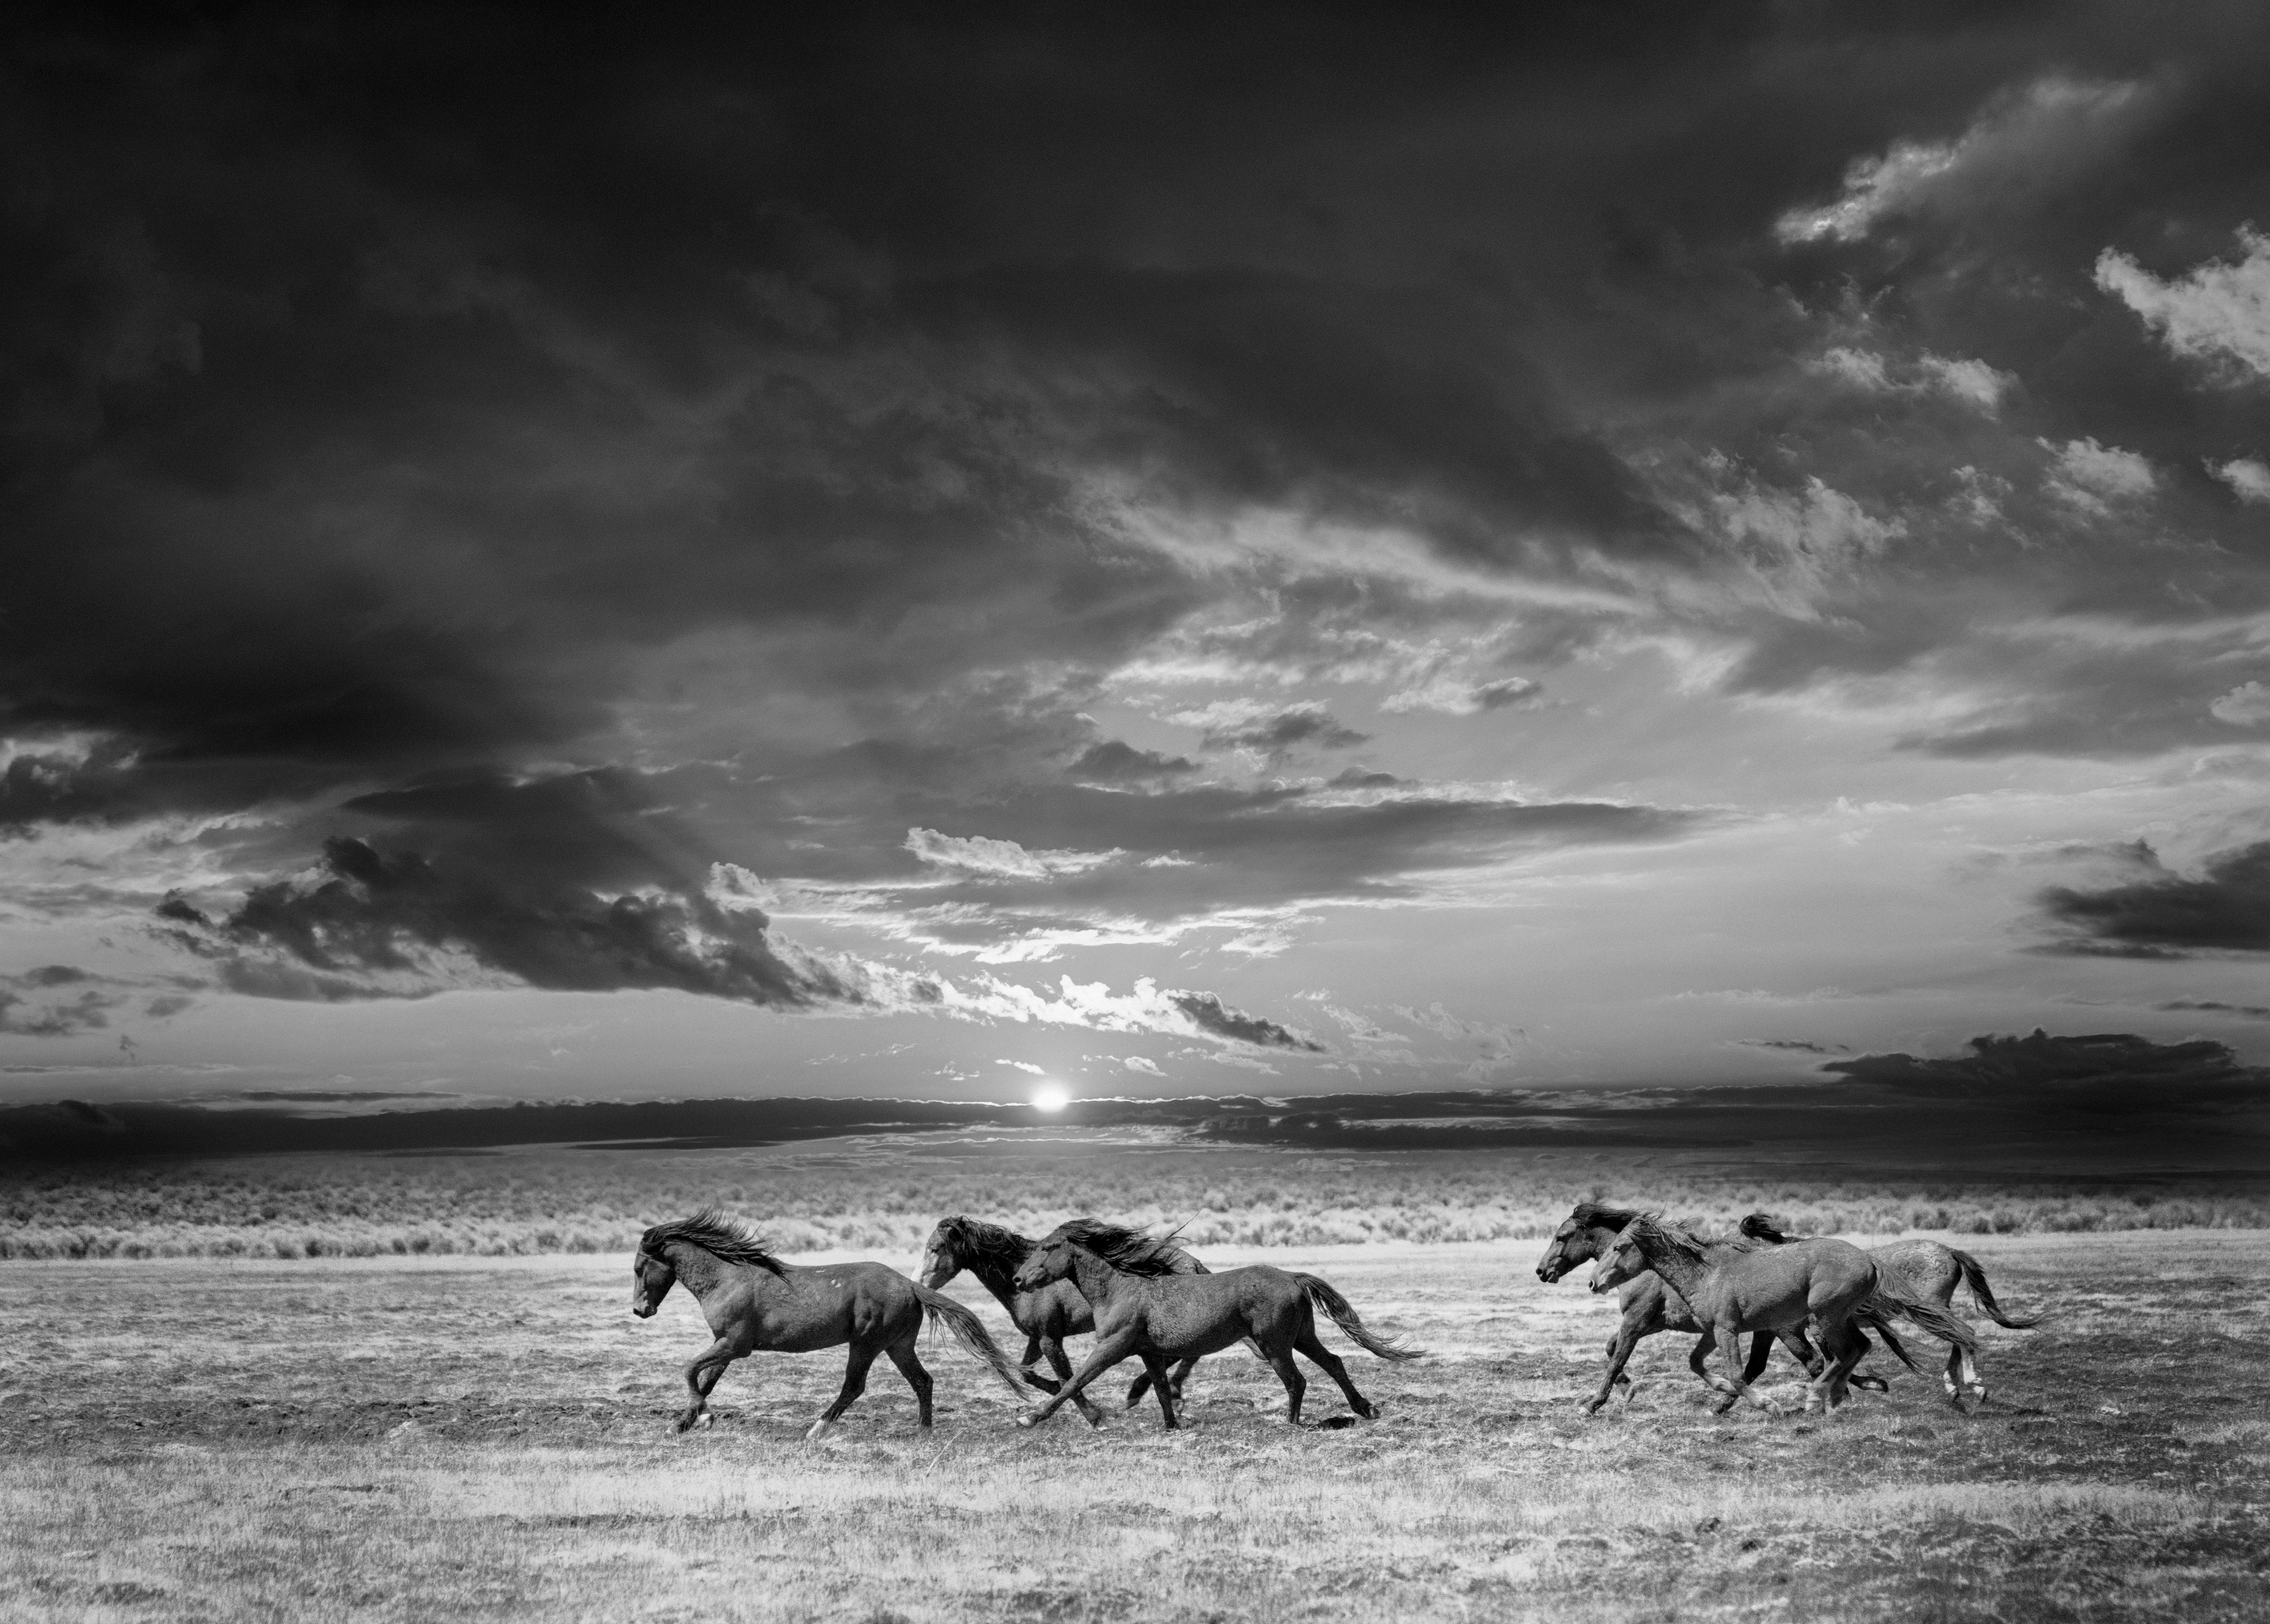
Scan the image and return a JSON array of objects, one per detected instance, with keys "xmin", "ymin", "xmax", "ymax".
[{"xmin": 2, "ymin": 1228, "xmax": 2266, "ymax": 1622}]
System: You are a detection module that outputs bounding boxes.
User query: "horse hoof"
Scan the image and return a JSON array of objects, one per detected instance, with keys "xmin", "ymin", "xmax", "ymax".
[
  {"xmin": 1354, "ymin": 1402, "xmax": 1378, "ymax": 1421},
  {"xmin": 1016, "ymin": 1411, "xmax": 1042, "ymax": 1429},
  {"xmin": 804, "ymin": 1419, "xmax": 833, "ymax": 1443}
]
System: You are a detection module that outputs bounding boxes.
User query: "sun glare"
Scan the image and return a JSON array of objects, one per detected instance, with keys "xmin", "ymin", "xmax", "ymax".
[{"xmin": 1031, "ymin": 1083, "xmax": 1070, "ymax": 1113}]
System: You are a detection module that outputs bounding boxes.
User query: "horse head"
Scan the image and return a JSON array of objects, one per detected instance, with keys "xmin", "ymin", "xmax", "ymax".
[
  {"xmin": 630, "ymin": 1246, "xmax": 676, "ymax": 1318},
  {"xmin": 1588, "ymin": 1224, "xmax": 1650, "ymax": 1294},
  {"xmin": 1534, "ymin": 1216, "xmax": 1597, "ymax": 1283},
  {"xmin": 916, "ymin": 1218, "xmax": 964, "ymax": 1290},
  {"xmin": 1011, "ymin": 1232, "xmax": 1077, "ymax": 1291}
]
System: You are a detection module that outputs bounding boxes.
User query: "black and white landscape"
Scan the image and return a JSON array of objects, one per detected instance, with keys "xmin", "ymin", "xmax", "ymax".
[{"xmin": 4, "ymin": 6, "xmax": 2269, "ymax": 1620}]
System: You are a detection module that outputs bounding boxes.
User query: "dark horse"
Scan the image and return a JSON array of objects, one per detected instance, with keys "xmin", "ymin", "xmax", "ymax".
[
  {"xmin": 918, "ymin": 1216, "xmax": 1206, "ymax": 1426},
  {"xmin": 1738, "ymin": 1214, "xmax": 2040, "ymax": 1405},
  {"xmin": 632, "ymin": 1210, "xmax": 1027, "ymax": 1440},
  {"xmin": 1534, "ymin": 1202, "xmax": 1890, "ymax": 1413},
  {"xmin": 1010, "ymin": 1222, "xmax": 1424, "ymax": 1429}
]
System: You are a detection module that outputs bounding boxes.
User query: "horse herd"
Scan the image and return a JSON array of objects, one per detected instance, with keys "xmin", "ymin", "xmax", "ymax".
[{"xmin": 628, "ymin": 1202, "xmax": 2039, "ymax": 1441}]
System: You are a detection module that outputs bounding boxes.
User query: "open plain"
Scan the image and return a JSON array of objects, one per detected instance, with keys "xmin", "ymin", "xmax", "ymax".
[{"xmin": 2, "ymin": 1229, "xmax": 2266, "ymax": 1623}]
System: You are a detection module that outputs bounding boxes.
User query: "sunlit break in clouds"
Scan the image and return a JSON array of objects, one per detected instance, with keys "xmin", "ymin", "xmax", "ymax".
[{"xmin": 4, "ymin": 3, "xmax": 2270, "ymax": 1162}]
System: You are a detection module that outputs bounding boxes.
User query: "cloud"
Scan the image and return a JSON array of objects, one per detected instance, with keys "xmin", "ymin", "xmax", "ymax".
[
  {"xmin": 1776, "ymin": 76, "xmax": 2147, "ymax": 246},
  {"xmin": 1177, "ymin": 701, "xmax": 1368, "ymax": 754},
  {"xmin": 1809, "ymin": 347, "xmax": 2011, "ymax": 412},
  {"xmin": 1380, "ymin": 675, "xmax": 1543, "ymax": 716},
  {"xmin": 2210, "ymin": 458, "xmax": 2270, "ymax": 504},
  {"xmin": 904, "ymin": 828, "xmax": 1121, "ymax": 880},
  {"xmin": 0, "ymin": 975, "xmax": 125, "ymax": 1037},
  {"xmin": 2210, "ymin": 682, "xmax": 2270, "ymax": 726},
  {"xmin": 1066, "ymin": 742, "xmax": 1199, "ymax": 783},
  {"xmin": 2095, "ymin": 228, "xmax": 2270, "ymax": 382},
  {"xmin": 2158, "ymin": 999, "xmax": 2270, "ymax": 1020},
  {"xmin": 1166, "ymin": 990, "xmax": 1324, "ymax": 1052},
  {"xmin": 2038, "ymin": 840, "xmax": 2270, "ymax": 955},
  {"xmin": 1824, "ymin": 1028, "xmax": 2266, "ymax": 1117},
  {"xmin": 2042, "ymin": 437, "xmax": 2156, "ymax": 513},
  {"xmin": 151, "ymin": 770, "xmax": 855, "ymax": 1008}
]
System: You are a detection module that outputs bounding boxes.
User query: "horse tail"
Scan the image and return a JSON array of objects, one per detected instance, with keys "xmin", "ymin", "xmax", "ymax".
[
  {"xmin": 1851, "ymin": 1298, "xmax": 1926, "ymax": 1375},
  {"xmin": 1869, "ymin": 1286, "xmax": 1979, "ymax": 1355},
  {"xmin": 1292, "ymin": 1274, "xmax": 1426, "ymax": 1361},
  {"xmin": 1949, "ymin": 1248, "xmax": 2041, "ymax": 1328},
  {"xmin": 912, "ymin": 1284, "xmax": 1030, "ymax": 1399}
]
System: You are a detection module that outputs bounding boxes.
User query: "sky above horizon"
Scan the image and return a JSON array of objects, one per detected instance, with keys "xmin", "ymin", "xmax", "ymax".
[{"xmin": 7, "ymin": 4, "xmax": 2270, "ymax": 1115}]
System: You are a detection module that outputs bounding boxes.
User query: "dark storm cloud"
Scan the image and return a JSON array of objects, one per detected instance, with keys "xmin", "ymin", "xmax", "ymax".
[
  {"xmin": 1822, "ymin": 1029, "xmax": 2267, "ymax": 1118},
  {"xmin": 1065, "ymin": 742, "xmax": 1199, "ymax": 784},
  {"xmin": 153, "ymin": 769, "xmax": 842, "ymax": 1006},
  {"xmin": 2037, "ymin": 840, "xmax": 2270, "ymax": 956},
  {"xmin": 1199, "ymin": 705, "xmax": 1368, "ymax": 754},
  {"xmin": 9, "ymin": 1, "xmax": 2270, "ymax": 1040},
  {"xmin": 1166, "ymin": 992, "xmax": 1324, "ymax": 1053}
]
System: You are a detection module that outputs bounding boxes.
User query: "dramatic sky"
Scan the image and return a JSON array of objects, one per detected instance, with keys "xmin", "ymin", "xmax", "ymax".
[{"xmin": 8, "ymin": 2, "xmax": 2270, "ymax": 1118}]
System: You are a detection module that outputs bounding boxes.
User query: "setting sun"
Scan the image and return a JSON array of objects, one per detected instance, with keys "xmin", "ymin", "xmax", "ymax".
[{"xmin": 1030, "ymin": 1084, "xmax": 1070, "ymax": 1113}]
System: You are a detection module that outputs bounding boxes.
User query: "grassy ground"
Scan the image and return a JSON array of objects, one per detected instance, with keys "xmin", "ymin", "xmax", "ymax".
[{"xmin": 1, "ymin": 1231, "xmax": 2266, "ymax": 1622}]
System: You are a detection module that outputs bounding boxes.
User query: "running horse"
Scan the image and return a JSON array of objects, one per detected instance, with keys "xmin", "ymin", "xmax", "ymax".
[
  {"xmin": 1590, "ymin": 1214, "xmax": 1977, "ymax": 1417},
  {"xmin": 1738, "ymin": 1214, "xmax": 2040, "ymax": 1406},
  {"xmin": 631, "ymin": 1210, "xmax": 1027, "ymax": 1440},
  {"xmin": 1010, "ymin": 1222, "xmax": 1424, "ymax": 1429},
  {"xmin": 918, "ymin": 1216, "xmax": 1208, "ymax": 1426},
  {"xmin": 1533, "ymin": 1202, "xmax": 1890, "ymax": 1412}
]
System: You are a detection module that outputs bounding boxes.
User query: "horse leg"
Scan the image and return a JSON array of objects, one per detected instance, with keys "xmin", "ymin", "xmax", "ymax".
[
  {"xmin": 1812, "ymin": 1322, "xmax": 1868, "ymax": 1415},
  {"xmin": 1962, "ymin": 1343, "xmax": 1987, "ymax": 1405},
  {"xmin": 1687, "ymin": 1329, "xmax": 1738, "ymax": 1415},
  {"xmin": 1293, "ymin": 1324, "xmax": 1376, "ymax": 1421},
  {"xmin": 1712, "ymin": 1325, "xmax": 1778, "ymax": 1416},
  {"xmin": 1586, "ymin": 1315, "xmax": 1647, "ymax": 1414},
  {"xmin": 1043, "ymin": 1335, "xmax": 1107, "ymax": 1429},
  {"xmin": 1016, "ymin": 1329, "xmax": 1141, "ymax": 1429},
  {"xmin": 884, "ymin": 1337, "xmax": 934, "ymax": 1429},
  {"xmin": 1168, "ymin": 1357, "xmax": 1201, "ymax": 1404},
  {"xmin": 806, "ymin": 1340, "xmax": 881, "ymax": 1442},
  {"xmin": 676, "ymin": 1336, "xmax": 741, "ymax": 1433},
  {"xmin": 1264, "ymin": 1345, "xmax": 1307, "ymax": 1426},
  {"xmin": 1017, "ymin": 1333, "xmax": 1061, "ymax": 1395},
  {"xmin": 1139, "ymin": 1353, "xmax": 1181, "ymax": 1429}
]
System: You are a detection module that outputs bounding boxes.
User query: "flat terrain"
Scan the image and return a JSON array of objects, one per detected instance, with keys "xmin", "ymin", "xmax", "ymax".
[{"xmin": 1, "ymin": 1231, "xmax": 2266, "ymax": 1622}]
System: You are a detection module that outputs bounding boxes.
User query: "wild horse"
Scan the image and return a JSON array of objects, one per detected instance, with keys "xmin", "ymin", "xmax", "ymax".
[
  {"xmin": 1533, "ymin": 1202, "xmax": 1890, "ymax": 1413},
  {"xmin": 1591, "ymin": 1214, "xmax": 1977, "ymax": 1417},
  {"xmin": 1010, "ymin": 1222, "xmax": 1424, "ymax": 1429},
  {"xmin": 632, "ymin": 1210, "xmax": 1027, "ymax": 1440},
  {"xmin": 1738, "ymin": 1214, "xmax": 2041, "ymax": 1406},
  {"xmin": 918, "ymin": 1216, "xmax": 1207, "ymax": 1426}
]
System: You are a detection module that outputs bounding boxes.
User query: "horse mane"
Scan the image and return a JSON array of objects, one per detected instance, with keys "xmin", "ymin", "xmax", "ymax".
[
  {"xmin": 1051, "ymin": 1217, "xmax": 1193, "ymax": 1277},
  {"xmin": 936, "ymin": 1216, "xmax": 1037, "ymax": 1277},
  {"xmin": 1622, "ymin": 1213, "xmax": 1711, "ymax": 1268},
  {"xmin": 1737, "ymin": 1212, "xmax": 1794, "ymax": 1244},
  {"xmin": 641, "ymin": 1208, "xmax": 788, "ymax": 1276},
  {"xmin": 1569, "ymin": 1201, "xmax": 1646, "ymax": 1233}
]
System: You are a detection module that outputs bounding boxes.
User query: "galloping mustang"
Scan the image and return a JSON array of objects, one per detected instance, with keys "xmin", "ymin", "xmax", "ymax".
[
  {"xmin": 1010, "ymin": 1221, "xmax": 1424, "ymax": 1429},
  {"xmin": 631, "ymin": 1210, "xmax": 1026, "ymax": 1440}
]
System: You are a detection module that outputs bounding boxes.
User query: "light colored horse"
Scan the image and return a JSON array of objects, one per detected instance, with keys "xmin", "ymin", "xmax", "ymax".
[
  {"xmin": 1591, "ymin": 1215, "xmax": 1975, "ymax": 1417},
  {"xmin": 1535, "ymin": 1201, "xmax": 1890, "ymax": 1411},
  {"xmin": 1738, "ymin": 1215, "xmax": 2040, "ymax": 1405}
]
